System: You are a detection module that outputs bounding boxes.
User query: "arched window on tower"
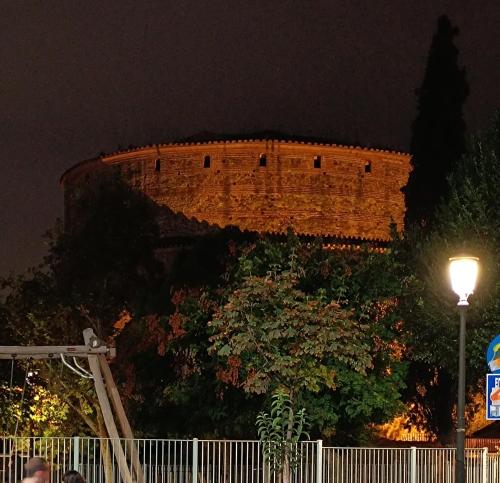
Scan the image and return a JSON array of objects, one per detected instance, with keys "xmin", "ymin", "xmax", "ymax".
[
  {"xmin": 155, "ymin": 159, "xmax": 161, "ymax": 172},
  {"xmin": 204, "ymin": 155, "xmax": 211, "ymax": 168},
  {"xmin": 314, "ymin": 155, "xmax": 321, "ymax": 169},
  {"xmin": 259, "ymin": 154, "xmax": 267, "ymax": 167},
  {"xmin": 364, "ymin": 160, "xmax": 372, "ymax": 173}
]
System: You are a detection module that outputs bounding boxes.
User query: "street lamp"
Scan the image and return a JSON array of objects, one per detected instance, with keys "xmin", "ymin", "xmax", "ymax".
[{"xmin": 448, "ymin": 255, "xmax": 479, "ymax": 483}]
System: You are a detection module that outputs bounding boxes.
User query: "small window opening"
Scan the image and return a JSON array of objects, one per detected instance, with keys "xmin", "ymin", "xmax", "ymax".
[
  {"xmin": 364, "ymin": 161, "xmax": 372, "ymax": 173},
  {"xmin": 204, "ymin": 155, "xmax": 211, "ymax": 168},
  {"xmin": 314, "ymin": 155, "xmax": 321, "ymax": 169},
  {"xmin": 155, "ymin": 158, "xmax": 161, "ymax": 172},
  {"xmin": 259, "ymin": 154, "xmax": 267, "ymax": 167}
]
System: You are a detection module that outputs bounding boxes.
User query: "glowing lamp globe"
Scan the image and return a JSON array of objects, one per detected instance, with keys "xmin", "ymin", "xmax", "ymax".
[{"xmin": 449, "ymin": 256, "xmax": 479, "ymax": 306}]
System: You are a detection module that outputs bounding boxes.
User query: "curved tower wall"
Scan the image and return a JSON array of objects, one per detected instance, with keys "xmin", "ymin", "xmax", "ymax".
[{"xmin": 61, "ymin": 139, "xmax": 411, "ymax": 241}]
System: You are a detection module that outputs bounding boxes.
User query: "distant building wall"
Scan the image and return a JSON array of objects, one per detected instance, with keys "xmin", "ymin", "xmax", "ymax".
[{"xmin": 60, "ymin": 138, "xmax": 411, "ymax": 241}]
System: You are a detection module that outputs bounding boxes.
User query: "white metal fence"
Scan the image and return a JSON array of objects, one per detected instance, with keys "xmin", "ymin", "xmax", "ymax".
[
  {"xmin": 322, "ymin": 447, "xmax": 489, "ymax": 483},
  {"xmin": 0, "ymin": 437, "xmax": 499, "ymax": 483}
]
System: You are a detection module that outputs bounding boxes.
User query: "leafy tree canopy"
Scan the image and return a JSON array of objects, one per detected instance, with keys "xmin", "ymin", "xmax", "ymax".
[
  {"xmin": 397, "ymin": 113, "xmax": 500, "ymax": 440},
  {"xmin": 169, "ymin": 234, "xmax": 407, "ymax": 443},
  {"xmin": 2, "ymin": 174, "xmax": 409, "ymax": 444},
  {"xmin": 1, "ymin": 174, "xmax": 166, "ymax": 437}
]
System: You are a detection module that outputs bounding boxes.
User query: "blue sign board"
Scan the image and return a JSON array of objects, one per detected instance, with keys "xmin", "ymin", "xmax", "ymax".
[
  {"xmin": 487, "ymin": 335, "xmax": 500, "ymax": 373},
  {"xmin": 486, "ymin": 373, "xmax": 500, "ymax": 420}
]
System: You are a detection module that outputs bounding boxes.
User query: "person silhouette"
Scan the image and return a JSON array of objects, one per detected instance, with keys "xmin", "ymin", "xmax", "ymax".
[
  {"xmin": 22, "ymin": 457, "xmax": 50, "ymax": 483},
  {"xmin": 62, "ymin": 470, "xmax": 86, "ymax": 483}
]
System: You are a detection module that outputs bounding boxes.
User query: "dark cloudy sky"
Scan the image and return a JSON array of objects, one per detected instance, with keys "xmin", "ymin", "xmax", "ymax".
[{"xmin": 1, "ymin": 0, "xmax": 499, "ymax": 276}]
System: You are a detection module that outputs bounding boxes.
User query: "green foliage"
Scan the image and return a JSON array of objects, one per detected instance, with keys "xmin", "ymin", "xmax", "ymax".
[
  {"xmin": 1, "ymin": 175, "xmax": 166, "ymax": 437},
  {"xmin": 137, "ymin": 231, "xmax": 407, "ymax": 442},
  {"xmin": 1, "ymin": 174, "xmax": 408, "ymax": 442},
  {"xmin": 47, "ymin": 174, "xmax": 164, "ymax": 331},
  {"xmin": 0, "ymin": 368, "xmax": 83, "ymax": 437},
  {"xmin": 209, "ymin": 266, "xmax": 370, "ymax": 395},
  {"xmin": 256, "ymin": 389, "xmax": 309, "ymax": 472},
  {"xmin": 397, "ymin": 113, "xmax": 500, "ymax": 440},
  {"xmin": 203, "ymin": 235, "xmax": 407, "ymax": 443}
]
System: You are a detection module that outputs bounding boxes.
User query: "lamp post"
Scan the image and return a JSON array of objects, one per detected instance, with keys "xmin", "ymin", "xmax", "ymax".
[{"xmin": 448, "ymin": 255, "xmax": 479, "ymax": 483}]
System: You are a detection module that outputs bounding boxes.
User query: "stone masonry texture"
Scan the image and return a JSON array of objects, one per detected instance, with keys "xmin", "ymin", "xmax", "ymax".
[{"xmin": 61, "ymin": 138, "xmax": 411, "ymax": 242}]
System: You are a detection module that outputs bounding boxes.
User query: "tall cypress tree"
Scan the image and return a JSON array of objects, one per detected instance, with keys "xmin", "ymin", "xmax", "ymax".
[{"xmin": 404, "ymin": 15, "xmax": 469, "ymax": 228}]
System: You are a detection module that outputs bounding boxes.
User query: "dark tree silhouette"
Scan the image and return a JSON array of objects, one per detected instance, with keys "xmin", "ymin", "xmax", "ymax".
[
  {"xmin": 404, "ymin": 15, "xmax": 469, "ymax": 228},
  {"xmin": 399, "ymin": 114, "xmax": 500, "ymax": 443}
]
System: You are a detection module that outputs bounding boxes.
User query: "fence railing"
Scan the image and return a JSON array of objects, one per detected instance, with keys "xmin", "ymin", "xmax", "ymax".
[
  {"xmin": 489, "ymin": 454, "xmax": 500, "ymax": 483},
  {"xmin": 467, "ymin": 440, "xmax": 500, "ymax": 453},
  {"xmin": 0, "ymin": 437, "xmax": 499, "ymax": 483}
]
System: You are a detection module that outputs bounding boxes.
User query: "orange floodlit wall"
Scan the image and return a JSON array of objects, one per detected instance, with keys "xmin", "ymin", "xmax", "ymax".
[{"xmin": 61, "ymin": 138, "xmax": 411, "ymax": 241}]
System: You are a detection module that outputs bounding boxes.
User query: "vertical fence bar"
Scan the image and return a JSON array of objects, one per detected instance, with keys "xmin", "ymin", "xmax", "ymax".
[
  {"xmin": 410, "ymin": 446, "xmax": 416, "ymax": 483},
  {"xmin": 191, "ymin": 438, "xmax": 198, "ymax": 483},
  {"xmin": 482, "ymin": 448, "xmax": 488, "ymax": 483},
  {"xmin": 315, "ymin": 440, "xmax": 322, "ymax": 483},
  {"xmin": 72, "ymin": 436, "xmax": 80, "ymax": 473}
]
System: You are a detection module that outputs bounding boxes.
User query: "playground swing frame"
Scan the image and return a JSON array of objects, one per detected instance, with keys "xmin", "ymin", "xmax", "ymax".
[{"xmin": 0, "ymin": 328, "xmax": 143, "ymax": 483}]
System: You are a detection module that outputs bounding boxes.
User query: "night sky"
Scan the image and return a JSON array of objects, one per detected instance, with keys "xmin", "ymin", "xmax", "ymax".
[{"xmin": 1, "ymin": 0, "xmax": 499, "ymax": 276}]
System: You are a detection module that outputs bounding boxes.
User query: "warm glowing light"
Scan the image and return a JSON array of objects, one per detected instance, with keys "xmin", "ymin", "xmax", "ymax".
[
  {"xmin": 449, "ymin": 256, "xmax": 479, "ymax": 306},
  {"xmin": 376, "ymin": 407, "xmax": 436, "ymax": 442}
]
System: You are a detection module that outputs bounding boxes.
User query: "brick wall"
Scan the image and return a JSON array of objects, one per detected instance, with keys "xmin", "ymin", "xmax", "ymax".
[{"xmin": 61, "ymin": 139, "xmax": 411, "ymax": 241}]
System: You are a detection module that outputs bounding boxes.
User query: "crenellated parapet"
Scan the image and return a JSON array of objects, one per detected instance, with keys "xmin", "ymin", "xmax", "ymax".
[{"xmin": 60, "ymin": 136, "xmax": 411, "ymax": 242}]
